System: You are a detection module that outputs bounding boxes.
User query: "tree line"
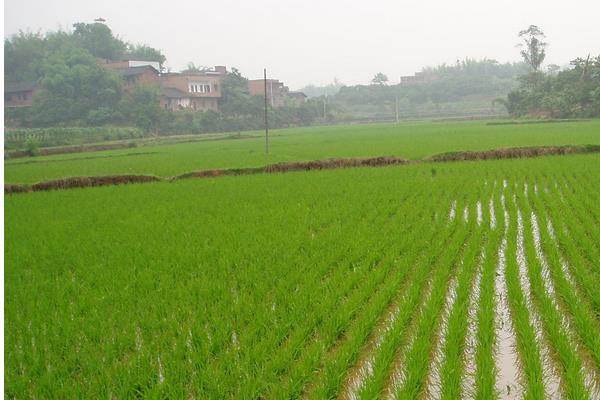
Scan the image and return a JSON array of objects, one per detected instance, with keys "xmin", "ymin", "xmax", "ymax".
[{"xmin": 500, "ymin": 26, "xmax": 600, "ymax": 118}]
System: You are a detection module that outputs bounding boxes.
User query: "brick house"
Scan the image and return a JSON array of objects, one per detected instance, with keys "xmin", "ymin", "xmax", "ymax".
[
  {"xmin": 4, "ymin": 81, "xmax": 38, "ymax": 107},
  {"xmin": 248, "ymin": 78, "xmax": 290, "ymax": 107},
  {"xmin": 288, "ymin": 91, "xmax": 307, "ymax": 106},
  {"xmin": 158, "ymin": 66, "xmax": 226, "ymax": 112},
  {"xmin": 248, "ymin": 78, "xmax": 306, "ymax": 107}
]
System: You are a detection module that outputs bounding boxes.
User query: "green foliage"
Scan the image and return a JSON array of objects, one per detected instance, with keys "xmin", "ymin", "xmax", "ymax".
[
  {"xmin": 24, "ymin": 137, "xmax": 39, "ymax": 156},
  {"xmin": 30, "ymin": 43, "xmax": 123, "ymax": 126},
  {"xmin": 518, "ymin": 25, "xmax": 547, "ymax": 72},
  {"xmin": 371, "ymin": 72, "xmax": 389, "ymax": 85},
  {"xmin": 4, "ymin": 126, "xmax": 144, "ymax": 149},
  {"xmin": 4, "ymin": 31, "xmax": 46, "ymax": 83},
  {"xmin": 125, "ymin": 44, "xmax": 166, "ymax": 69},
  {"xmin": 120, "ymin": 85, "xmax": 166, "ymax": 133},
  {"xmin": 72, "ymin": 22, "xmax": 126, "ymax": 60},
  {"xmin": 503, "ymin": 55, "xmax": 600, "ymax": 118}
]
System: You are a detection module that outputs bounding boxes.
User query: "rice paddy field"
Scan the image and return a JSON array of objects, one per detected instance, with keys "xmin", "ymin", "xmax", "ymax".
[
  {"xmin": 5, "ymin": 119, "xmax": 600, "ymax": 184},
  {"xmin": 5, "ymin": 121, "xmax": 600, "ymax": 399}
]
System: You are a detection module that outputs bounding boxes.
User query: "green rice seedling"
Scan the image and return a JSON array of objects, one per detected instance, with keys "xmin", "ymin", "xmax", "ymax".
[{"xmin": 515, "ymin": 187, "xmax": 590, "ymax": 398}]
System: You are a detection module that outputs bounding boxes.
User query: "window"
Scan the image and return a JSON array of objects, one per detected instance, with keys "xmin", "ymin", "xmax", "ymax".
[{"xmin": 188, "ymin": 82, "xmax": 211, "ymax": 93}]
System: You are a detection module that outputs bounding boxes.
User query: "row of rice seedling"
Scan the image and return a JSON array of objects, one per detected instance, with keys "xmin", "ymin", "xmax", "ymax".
[
  {"xmin": 527, "ymin": 177, "xmax": 600, "ymax": 395},
  {"xmin": 305, "ymin": 181, "xmax": 467, "ymax": 399},
  {"xmin": 5, "ymin": 154, "xmax": 600, "ymax": 398},
  {"xmin": 514, "ymin": 186, "xmax": 591, "ymax": 398}
]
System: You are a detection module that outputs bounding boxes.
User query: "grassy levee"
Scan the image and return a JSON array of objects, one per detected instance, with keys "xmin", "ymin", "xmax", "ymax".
[
  {"xmin": 516, "ymin": 184, "xmax": 590, "ymax": 398},
  {"xmin": 390, "ymin": 188, "xmax": 484, "ymax": 399},
  {"xmin": 440, "ymin": 181, "xmax": 497, "ymax": 399},
  {"xmin": 305, "ymin": 184, "xmax": 465, "ymax": 399},
  {"xmin": 5, "ymin": 119, "xmax": 600, "ymax": 184},
  {"xmin": 472, "ymin": 188, "xmax": 504, "ymax": 399},
  {"xmin": 529, "ymin": 177, "xmax": 600, "ymax": 389},
  {"xmin": 502, "ymin": 184, "xmax": 546, "ymax": 399}
]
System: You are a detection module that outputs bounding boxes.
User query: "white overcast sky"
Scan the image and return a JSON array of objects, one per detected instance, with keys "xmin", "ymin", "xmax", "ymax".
[{"xmin": 4, "ymin": 0, "xmax": 600, "ymax": 89}]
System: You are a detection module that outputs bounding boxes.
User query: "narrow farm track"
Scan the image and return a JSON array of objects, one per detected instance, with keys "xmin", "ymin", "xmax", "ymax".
[{"xmin": 5, "ymin": 154, "xmax": 600, "ymax": 398}]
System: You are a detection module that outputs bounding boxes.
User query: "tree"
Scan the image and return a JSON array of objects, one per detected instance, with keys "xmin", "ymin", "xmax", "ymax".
[
  {"xmin": 4, "ymin": 31, "xmax": 47, "ymax": 83},
  {"xmin": 371, "ymin": 72, "xmax": 389, "ymax": 85},
  {"xmin": 181, "ymin": 62, "xmax": 209, "ymax": 73},
  {"xmin": 125, "ymin": 44, "xmax": 166, "ymax": 70},
  {"xmin": 120, "ymin": 85, "xmax": 165, "ymax": 132},
  {"xmin": 72, "ymin": 21, "xmax": 126, "ymax": 60},
  {"xmin": 31, "ymin": 43, "xmax": 122, "ymax": 126},
  {"xmin": 518, "ymin": 25, "xmax": 547, "ymax": 72}
]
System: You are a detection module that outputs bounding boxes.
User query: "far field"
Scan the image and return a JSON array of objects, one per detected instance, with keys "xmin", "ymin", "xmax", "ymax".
[
  {"xmin": 5, "ymin": 121, "xmax": 600, "ymax": 399},
  {"xmin": 5, "ymin": 119, "xmax": 600, "ymax": 184}
]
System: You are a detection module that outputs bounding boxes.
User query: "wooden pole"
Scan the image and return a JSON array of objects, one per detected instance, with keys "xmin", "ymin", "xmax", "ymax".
[{"xmin": 264, "ymin": 68, "xmax": 269, "ymax": 155}]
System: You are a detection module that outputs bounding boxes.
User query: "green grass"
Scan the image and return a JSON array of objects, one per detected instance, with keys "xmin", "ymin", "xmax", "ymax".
[
  {"xmin": 5, "ymin": 119, "xmax": 600, "ymax": 184},
  {"xmin": 6, "ymin": 127, "xmax": 600, "ymax": 398}
]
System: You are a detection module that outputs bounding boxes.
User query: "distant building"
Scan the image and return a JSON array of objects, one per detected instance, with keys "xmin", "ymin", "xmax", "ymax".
[
  {"xmin": 4, "ymin": 81, "xmax": 38, "ymax": 107},
  {"xmin": 158, "ymin": 66, "xmax": 227, "ymax": 112},
  {"xmin": 400, "ymin": 71, "xmax": 441, "ymax": 86},
  {"xmin": 288, "ymin": 91, "xmax": 307, "ymax": 106},
  {"xmin": 103, "ymin": 60, "xmax": 161, "ymax": 72},
  {"xmin": 248, "ymin": 78, "xmax": 306, "ymax": 107},
  {"xmin": 101, "ymin": 61, "xmax": 227, "ymax": 112},
  {"xmin": 248, "ymin": 78, "xmax": 290, "ymax": 107}
]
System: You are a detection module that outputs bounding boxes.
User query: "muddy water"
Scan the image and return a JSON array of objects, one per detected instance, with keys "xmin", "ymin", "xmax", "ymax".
[
  {"xmin": 464, "ymin": 205, "xmax": 470, "ymax": 224},
  {"xmin": 489, "ymin": 197, "xmax": 497, "ymax": 230},
  {"xmin": 533, "ymin": 214, "xmax": 600, "ymax": 397},
  {"xmin": 494, "ymin": 194, "xmax": 522, "ymax": 399},
  {"xmin": 425, "ymin": 274, "xmax": 459, "ymax": 399},
  {"xmin": 384, "ymin": 280, "xmax": 435, "ymax": 399},
  {"xmin": 476, "ymin": 201, "xmax": 483, "ymax": 226},
  {"xmin": 516, "ymin": 208, "xmax": 561, "ymax": 399},
  {"xmin": 449, "ymin": 200, "xmax": 457, "ymax": 223},
  {"xmin": 461, "ymin": 251, "xmax": 484, "ymax": 399},
  {"xmin": 341, "ymin": 289, "xmax": 412, "ymax": 399}
]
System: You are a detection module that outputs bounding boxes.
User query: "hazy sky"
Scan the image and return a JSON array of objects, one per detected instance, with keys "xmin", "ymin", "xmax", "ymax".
[{"xmin": 4, "ymin": 0, "xmax": 600, "ymax": 89}]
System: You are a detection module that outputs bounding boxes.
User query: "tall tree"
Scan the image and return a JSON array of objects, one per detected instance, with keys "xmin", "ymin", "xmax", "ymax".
[
  {"xmin": 4, "ymin": 31, "xmax": 46, "ymax": 83},
  {"xmin": 72, "ymin": 21, "xmax": 126, "ymax": 60},
  {"xmin": 518, "ymin": 25, "xmax": 547, "ymax": 72},
  {"xmin": 125, "ymin": 44, "xmax": 166, "ymax": 69},
  {"xmin": 371, "ymin": 72, "xmax": 389, "ymax": 85},
  {"xmin": 31, "ymin": 43, "xmax": 122, "ymax": 125}
]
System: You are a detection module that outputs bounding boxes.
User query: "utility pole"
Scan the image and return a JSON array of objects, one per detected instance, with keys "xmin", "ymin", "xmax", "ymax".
[
  {"xmin": 323, "ymin": 95, "xmax": 327, "ymax": 119},
  {"xmin": 395, "ymin": 94, "xmax": 399, "ymax": 123},
  {"xmin": 264, "ymin": 68, "xmax": 269, "ymax": 155}
]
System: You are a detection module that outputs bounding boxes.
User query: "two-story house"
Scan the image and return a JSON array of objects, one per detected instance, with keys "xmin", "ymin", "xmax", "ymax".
[{"xmin": 158, "ymin": 66, "xmax": 226, "ymax": 112}]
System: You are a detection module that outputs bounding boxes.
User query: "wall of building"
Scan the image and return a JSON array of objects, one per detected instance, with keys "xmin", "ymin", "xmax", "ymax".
[{"xmin": 160, "ymin": 74, "xmax": 222, "ymax": 98}]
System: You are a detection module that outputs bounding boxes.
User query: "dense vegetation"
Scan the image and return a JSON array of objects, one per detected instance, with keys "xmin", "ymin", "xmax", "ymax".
[
  {"xmin": 503, "ymin": 56, "xmax": 600, "ymax": 118},
  {"xmin": 6, "ymin": 150, "xmax": 600, "ymax": 398},
  {"xmin": 321, "ymin": 59, "xmax": 528, "ymax": 120},
  {"xmin": 500, "ymin": 26, "xmax": 600, "ymax": 118}
]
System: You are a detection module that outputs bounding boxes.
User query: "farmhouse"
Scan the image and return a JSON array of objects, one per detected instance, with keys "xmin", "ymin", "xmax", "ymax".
[
  {"xmin": 248, "ymin": 78, "xmax": 306, "ymax": 107},
  {"xmin": 4, "ymin": 81, "xmax": 37, "ymax": 107},
  {"xmin": 103, "ymin": 61, "xmax": 160, "ymax": 91},
  {"xmin": 158, "ymin": 66, "xmax": 226, "ymax": 112},
  {"xmin": 400, "ymin": 71, "xmax": 441, "ymax": 86}
]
